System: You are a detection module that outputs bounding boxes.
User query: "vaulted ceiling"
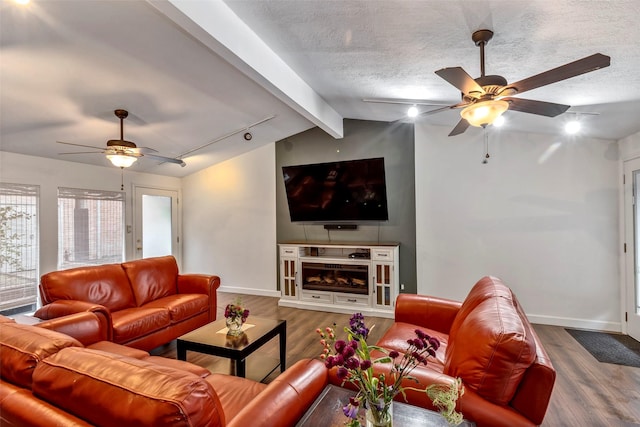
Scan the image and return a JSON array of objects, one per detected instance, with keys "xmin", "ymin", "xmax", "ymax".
[{"xmin": 2, "ymin": 0, "xmax": 639, "ymax": 177}]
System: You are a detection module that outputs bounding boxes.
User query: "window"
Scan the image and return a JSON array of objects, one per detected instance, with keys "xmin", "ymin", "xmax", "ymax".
[
  {"xmin": 0, "ymin": 183, "xmax": 39, "ymax": 314},
  {"xmin": 58, "ymin": 187, "xmax": 125, "ymax": 270}
]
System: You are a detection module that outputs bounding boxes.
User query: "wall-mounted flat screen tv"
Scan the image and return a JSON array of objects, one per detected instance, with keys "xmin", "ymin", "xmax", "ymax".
[{"xmin": 282, "ymin": 157, "xmax": 389, "ymax": 223}]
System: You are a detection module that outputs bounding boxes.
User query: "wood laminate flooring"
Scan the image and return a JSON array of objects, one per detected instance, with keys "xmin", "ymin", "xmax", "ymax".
[{"xmin": 151, "ymin": 292, "xmax": 640, "ymax": 427}]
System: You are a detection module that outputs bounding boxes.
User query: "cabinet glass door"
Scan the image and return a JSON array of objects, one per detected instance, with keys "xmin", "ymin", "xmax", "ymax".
[
  {"xmin": 374, "ymin": 263, "xmax": 392, "ymax": 307},
  {"xmin": 282, "ymin": 259, "xmax": 296, "ymax": 298}
]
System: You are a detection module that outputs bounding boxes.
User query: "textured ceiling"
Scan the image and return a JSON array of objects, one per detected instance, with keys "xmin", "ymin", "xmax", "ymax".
[
  {"xmin": 225, "ymin": 0, "xmax": 640, "ymax": 139},
  {"xmin": 1, "ymin": 0, "xmax": 639, "ymax": 177}
]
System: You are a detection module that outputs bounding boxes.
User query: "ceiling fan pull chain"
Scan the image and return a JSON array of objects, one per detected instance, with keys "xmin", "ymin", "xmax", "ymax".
[
  {"xmin": 483, "ymin": 127, "xmax": 490, "ymax": 164},
  {"xmin": 120, "ymin": 167, "xmax": 125, "ymax": 191}
]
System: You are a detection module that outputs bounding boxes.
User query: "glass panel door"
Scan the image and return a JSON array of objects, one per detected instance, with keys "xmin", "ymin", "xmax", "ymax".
[
  {"xmin": 624, "ymin": 158, "xmax": 640, "ymax": 340},
  {"xmin": 133, "ymin": 186, "xmax": 179, "ymax": 263},
  {"xmin": 141, "ymin": 194, "xmax": 172, "ymax": 258}
]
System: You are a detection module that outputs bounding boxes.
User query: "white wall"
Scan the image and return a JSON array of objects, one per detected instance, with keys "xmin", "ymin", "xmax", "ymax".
[
  {"xmin": 415, "ymin": 124, "xmax": 620, "ymax": 331},
  {"xmin": 0, "ymin": 151, "xmax": 181, "ymax": 276},
  {"xmin": 618, "ymin": 131, "xmax": 640, "ymax": 160},
  {"xmin": 181, "ymin": 143, "xmax": 278, "ymax": 297}
]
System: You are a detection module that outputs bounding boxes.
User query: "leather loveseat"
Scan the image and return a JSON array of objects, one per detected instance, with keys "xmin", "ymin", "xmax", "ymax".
[
  {"xmin": 34, "ymin": 255, "xmax": 219, "ymax": 351},
  {"xmin": 334, "ymin": 276, "xmax": 555, "ymax": 427},
  {"xmin": 0, "ymin": 314, "xmax": 329, "ymax": 427}
]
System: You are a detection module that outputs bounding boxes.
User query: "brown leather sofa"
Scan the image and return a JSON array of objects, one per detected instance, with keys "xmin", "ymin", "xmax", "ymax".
[
  {"xmin": 34, "ymin": 255, "xmax": 220, "ymax": 351},
  {"xmin": 0, "ymin": 314, "xmax": 328, "ymax": 427},
  {"xmin": 332, "ymin": 276, "xmax": 556, "ymax": 427}
]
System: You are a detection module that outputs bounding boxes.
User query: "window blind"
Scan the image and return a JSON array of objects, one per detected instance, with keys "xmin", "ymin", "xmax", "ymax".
[
  {"xmin": 0, "ymin": 183, "xmax": 39, "ymax": 314},
  {"xmin": 58, "ymin": 187, "xmax": 125, "ymax": 270}
]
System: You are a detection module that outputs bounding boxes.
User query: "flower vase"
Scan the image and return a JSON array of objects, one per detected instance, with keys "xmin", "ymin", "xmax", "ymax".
[
  {"xmin": 226, "ymin": 317, "xmax": 244, "ymax": 336},
  {"xmin": 365, "ymin": 402, "xmax": 393, "ymax": 427}
]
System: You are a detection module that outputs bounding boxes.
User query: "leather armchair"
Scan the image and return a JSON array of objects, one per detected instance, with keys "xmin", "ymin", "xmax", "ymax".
[{"xmin": 331, "ymin": 276, "xmax": 556, "ymax": 427}]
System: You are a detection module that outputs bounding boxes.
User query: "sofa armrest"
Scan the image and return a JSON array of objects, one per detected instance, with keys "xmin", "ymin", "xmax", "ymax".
[
  {"xmin": 35, "ymin": 300, "xmax": 112, "ymax": 341},
  {"xmin": 37, "ymin": 312, "xmax": 109, "ymax": 346},
  {"xmin": 177, "ymin": 274, "xmax": 220, "ymax": 295},
  {"xmin": 178, "ymin": 274, "xmax": 220, "ymax": 322},
  {"xmin": 227, "ymin": 359, "xmax": 328, "ymax": 427},
  {"xmin": 395, "ymin": 294, "xmax": 461, "ymax": 334}
]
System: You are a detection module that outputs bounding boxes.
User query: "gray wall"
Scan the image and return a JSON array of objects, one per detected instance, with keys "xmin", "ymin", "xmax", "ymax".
[{"xmin": 275, "ymin": 119, "xmax": 417, "ymax": 293}]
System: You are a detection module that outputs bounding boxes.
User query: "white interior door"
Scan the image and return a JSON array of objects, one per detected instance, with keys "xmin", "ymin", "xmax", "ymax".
[
  {"xmin": 133, "ymin": 186, "xmax": 180, "ymax": 263},
  {"xmin": 623, "ymin": 158, "xmax": 640, "ymax": 341}
]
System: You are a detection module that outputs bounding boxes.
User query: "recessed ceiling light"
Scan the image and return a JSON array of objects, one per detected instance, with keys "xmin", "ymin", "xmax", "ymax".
[
  {"xmin": 565, "ymin": 121, "xmax": 581, "ymax": 134},
  {"xmin": 492, "ymin": 115, "xmax": 505, "ymax": 127},
  {"xmin": 407, "ymin": 106, "xmax": 419, "ymax": 118}
]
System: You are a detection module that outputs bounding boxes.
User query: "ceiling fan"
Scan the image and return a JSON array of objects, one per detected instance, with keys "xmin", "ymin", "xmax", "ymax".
[
  {"xmin": 58, "ymin": 109, "xmax": 186, "ymax": 167},
  {"xmin": 386, "ymin": 30, "xmax": 611, "ymax": 136}
]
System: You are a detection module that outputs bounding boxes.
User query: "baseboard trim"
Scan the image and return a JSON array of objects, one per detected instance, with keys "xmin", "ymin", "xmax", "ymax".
[
  {"xmin": 218, "ymin": 286, "xmax": 280, "ymax": 298},
  {"xmin": 528, "ymin": 314, "xmax": 622, "ymax": 333}
]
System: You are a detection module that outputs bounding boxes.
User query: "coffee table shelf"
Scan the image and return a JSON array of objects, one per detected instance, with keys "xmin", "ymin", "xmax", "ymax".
[{"xmin": 177, "ymin": 316, "xmax": 286, "ymax": 382}]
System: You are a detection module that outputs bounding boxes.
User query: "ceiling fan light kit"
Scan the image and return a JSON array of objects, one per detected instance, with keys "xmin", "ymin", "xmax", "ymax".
[
  {"xmin": 460, "ymin": 99, "xmax": 509, "ymax": 127},
  {"xmin": 106, "ymin": 154, "xmax": 138, "ymax": 168}
]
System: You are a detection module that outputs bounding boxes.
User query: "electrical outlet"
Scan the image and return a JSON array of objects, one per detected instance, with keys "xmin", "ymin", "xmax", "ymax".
[{"xmin": 400, "ymin": 283, "xmax": 405, "ymax": 291}]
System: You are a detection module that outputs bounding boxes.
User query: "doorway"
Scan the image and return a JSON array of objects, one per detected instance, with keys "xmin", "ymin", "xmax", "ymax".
[
  {"xmin": 133, "ymin": 186, "xmax": 180, "ymax": 264},
  {"xmin": 623, "ymin": 158, "xmax": 640, "ymax": 341}
]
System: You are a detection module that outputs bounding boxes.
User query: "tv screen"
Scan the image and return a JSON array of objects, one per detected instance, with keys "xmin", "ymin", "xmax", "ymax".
[{"xmin": 282, "ymin": 157, "xmax": 389, "ymax": 223}]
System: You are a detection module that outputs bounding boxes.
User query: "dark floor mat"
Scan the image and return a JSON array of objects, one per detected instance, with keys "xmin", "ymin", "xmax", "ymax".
[{"xmin": 566, "ymin": 328, "xmax": 640, "ymax": 368}]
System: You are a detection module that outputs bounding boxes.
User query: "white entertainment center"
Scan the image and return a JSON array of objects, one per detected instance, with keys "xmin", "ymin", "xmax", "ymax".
[{"xmin": 278, "ymin": 241, "xmax": 400, "ymax": 318}]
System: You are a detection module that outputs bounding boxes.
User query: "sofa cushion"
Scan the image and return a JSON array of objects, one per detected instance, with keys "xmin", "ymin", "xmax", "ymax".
[
  {"xmin": 122, "ymin": 256, "xmax": 179, "ymax": 306},
  {"xmin": 85, "ymin": 340, "xmax": 151, "ymax": 359},
  {"xmin": 84, "ymin": 340, "xmax": 211, "ymax": 377},
  {"xmin": 0, "ymin": 322, "xmax": 82, "ymax": 388},
  {"xmin": 142, "ymin": 294, "xmax": 210, "ymax": 323},
  {"xmin": 32, "ymin": 347, "xmax": 225, "ymax": 427},
  {"xmin": 443, "ymin": 293, "xmax": 536, "ymax": 406},
  {"xmin": 110, "ymin": 307, "xmax": 171, "ymax": 344},
  {"xmin": 40, "ymin": 264, "xmax": 136, "ymax": 311}
]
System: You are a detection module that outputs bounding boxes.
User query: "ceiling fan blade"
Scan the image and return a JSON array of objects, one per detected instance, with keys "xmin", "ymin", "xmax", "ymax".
[
  {"xmin": 504, "ymin": 53, "xmax": 610, "ymax": 95},
  {"xmin": 448, "ymin": 119, "xmax": 470, "ymax": 136},
  {"xmin": 362, "ymin": 98, "xmax": 451, "ymax": 106},
  {"xmin": 435, "ymin": 67, "xmax": 484, "ymax": 96},
  {"xmin": 388, "ymin": 102, "xmax": 466, "ymax": 123},
  {"xmin": 59, "ymin": 151, "xmax": 104, "ymax": 155},
  {"xmin": 57, "ymin": 141, "xmax": 105, "ymax": 150},
  {"xmin": 144, "ymin": 153, "xmax": 186, "ymax": 167},
  {"xmin": 410, "ymin": 102, "xmax": 470, "ymax": 121},
  {"xmin": 417, "ymin": 104, "xmax": 463, "ymax": 118},
  {"xmin": 503, "ymin": 97, "xmax": 570, "ymax": 117},
  {"xmin": 134, "ymin": 147, "xmax": 159, "ymax": 154}
]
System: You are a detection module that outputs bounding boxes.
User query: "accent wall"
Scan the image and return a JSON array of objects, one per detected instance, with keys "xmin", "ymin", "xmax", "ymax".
[{"xmin": 275, "ymin": 119, "xmax": 417, "ymax": 292}]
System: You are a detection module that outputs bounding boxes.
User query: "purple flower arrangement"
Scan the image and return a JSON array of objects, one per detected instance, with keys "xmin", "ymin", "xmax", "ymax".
[
  {"xmin": 224, "ymin": 299, "xmax": 249, "ymax": 322},
  {"xmin": 317, "ymin": 313, "xmax": 446, "ymax": 427}
]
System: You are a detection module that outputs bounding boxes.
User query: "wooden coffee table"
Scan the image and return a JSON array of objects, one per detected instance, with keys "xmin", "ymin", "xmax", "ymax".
[
  {"xmin": 296, "ymin": 384, "xmax": 475, "ymax": 427},
  {"xmin": 177, "ymin": 316, "xmax": 286, "ymax": 382}
]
